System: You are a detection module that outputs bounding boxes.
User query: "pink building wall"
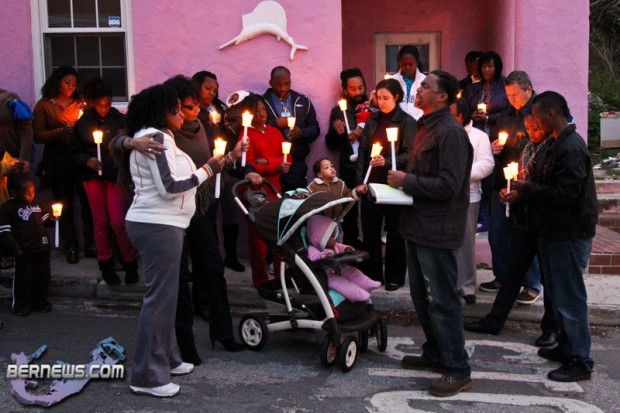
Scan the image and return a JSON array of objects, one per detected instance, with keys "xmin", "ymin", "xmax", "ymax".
[
  {"xmin": 343, "ymin": 0, "xmax": 590, "ymax": 139},
  {"xmin": 0, "ymin": 1, "xmax": 34, "ymax": 104},
  {"xmin": 132, "ymin": 0, "xmax": 342, "ymax": 171}
]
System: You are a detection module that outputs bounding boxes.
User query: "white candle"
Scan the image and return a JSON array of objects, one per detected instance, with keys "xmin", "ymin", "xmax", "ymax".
[
  {"xmin": 52, "ymin": 203, "xmax": 63, "ymax": 248},
  {"xmin": 384, "ymin": 73, "xmax": 392, "ymax": 80},
  {"xmin": 497, "ymin": 131, "xmax": 508, "ymax": 145},
  {"xmin": 282, "ymin": 142, "xmax": 292, "ymax": 163},
  {"xmin": 338, "ymin": 99, "xmax": 351, "ymax": 135},
  {"xmin": 241, "ymin": 111, "xmax": 253, "ymax": 167},
  {"xmin": 477, "ymin": 103, "xmax": 487, "ymax": 114},
  {"xmin": 386, "ymin": 127, "xmax": 398, "ymax": 171},
  {"xmin": 364, "ymin": 143, "xmax": 383, "ymax": 184},
  {"xmin": 287, "ymin": 116, "xmax": 296, "ymax": 129},
  {"xmin": 209, "ymin": 110, "xmax": 221, "ymax": 125},
  {"xmin": 503, "ymin": 166, "xmax": 513, "ymax": 217},
  {"xmin": 213, "ymin": 138, "xmax": 227, "ymax": 198},
  {"xmin": 509, "ymin": 162, "xmax": 519, "ymax": 180},
  {"xmin": 93, "ymin": 130, "xmax": 103, "ymax": 176}
]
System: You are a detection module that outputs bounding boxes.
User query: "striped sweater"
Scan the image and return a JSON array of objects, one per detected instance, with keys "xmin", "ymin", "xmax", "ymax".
[{"xmin": 125, "ymin": 127, "xmax": 214, "ymax": 229}]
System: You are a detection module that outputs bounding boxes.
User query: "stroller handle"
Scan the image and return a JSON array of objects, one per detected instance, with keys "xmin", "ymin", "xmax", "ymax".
[{"xmin": 232, "ymin": 178, "xmax": 281, "ymax": 217}]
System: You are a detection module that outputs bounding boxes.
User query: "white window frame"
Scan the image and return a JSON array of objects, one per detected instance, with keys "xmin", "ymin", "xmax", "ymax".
[
  {"xmin": 30, "ymin": 0, "xmax": 135, "ymax": 106},
  {"xmin": 374, "ymin": 32, "xmax": 441, "ymax": 85}
]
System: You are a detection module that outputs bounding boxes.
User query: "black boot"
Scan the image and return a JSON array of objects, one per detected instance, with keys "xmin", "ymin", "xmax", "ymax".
[
  {"xmin": 99, "ymin": 258, "xmax": 121, "ymax": 285},
  {"xmin": 123, "ymin": 259, "xmax": 139, "ymax": 284},
  {"xmin": 223, "ymin": 224, "xmax": 245, "ymax": 272}
]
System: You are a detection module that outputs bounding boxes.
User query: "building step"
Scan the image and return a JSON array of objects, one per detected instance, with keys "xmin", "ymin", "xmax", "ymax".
[{"xmin": 590, "ymin": 225, "xmax": 620, "ymax": 275}]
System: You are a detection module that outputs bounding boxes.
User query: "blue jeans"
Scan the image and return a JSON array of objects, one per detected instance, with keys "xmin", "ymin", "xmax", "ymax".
[
  {"xmin": 488, "ymin": 190, "xmax": 542, "ymax": 292},
  {"xmin": 538, "ymin": 237, "xmax": 593, "ymax": 370},
  {"xmin": 406, "ymin": 240, "xmax": 470, "ymax": 377}
]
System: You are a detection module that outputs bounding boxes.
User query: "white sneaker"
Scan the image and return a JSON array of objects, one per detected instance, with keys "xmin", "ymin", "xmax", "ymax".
[
  {"xmin": 130, "ymin": 382, "xmax": 180, "ymax": 397},
  {"xmin": 171, "ymin": 362, "xmax": 194, "ymax": 376}
]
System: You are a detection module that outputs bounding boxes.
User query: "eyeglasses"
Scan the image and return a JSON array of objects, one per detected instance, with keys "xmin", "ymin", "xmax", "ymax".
[{"xmin": 182, "ymin": 103, "xmax": 200, "ymax": 111}]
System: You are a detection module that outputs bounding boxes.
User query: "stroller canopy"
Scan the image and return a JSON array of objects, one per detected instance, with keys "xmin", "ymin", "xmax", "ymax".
[{"xmin": 253, "ymin": 192, "xmax": 356, "ymax": 246}]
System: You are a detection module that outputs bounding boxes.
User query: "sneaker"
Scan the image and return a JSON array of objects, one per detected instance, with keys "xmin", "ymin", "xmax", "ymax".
[
  {"xmin": 538, "ymin": 346, "xmax": 569, "ymax": 363},
  {"xmin": 547, "ymin": 359, "xmax": 592, "ymax": 382},
  {"xmin": 15, "ymin": 307, "xmax": 31, "ymax": 316},
  {"xmin": 170, "ymin": 362, "xmax": 194, "ymax": 376},
  {"xmin": 401, "ymin": 355, "xmax": 442, "ymax": 373},
  {"xmin": 130, "ymin": 383, "xmax": 180, "ymax": 397},
  {"xmin": 479, "ymin": 279, "xmax": 501, "ymax": 292},
  {"xmin": 516, "ymin": 289, "xmax": 540, "ymax": 305},
  {"xmin": 429, "ymin": 375, "xmax": 472, "ymax": 397}
]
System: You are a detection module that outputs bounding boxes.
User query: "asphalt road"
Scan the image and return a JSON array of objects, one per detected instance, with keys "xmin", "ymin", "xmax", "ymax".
[{"xmin": 1, "ymin": 298, "xmax": 619, "ymax": 412}]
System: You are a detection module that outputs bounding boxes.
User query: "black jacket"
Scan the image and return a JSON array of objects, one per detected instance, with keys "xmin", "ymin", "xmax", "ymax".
[
  {"xmin": 518, "ymin": 124, "xmax": 598, "ymax": 241},
  {"xmin": 400, "ymin": 107, "xmax": 473, "ymax": 249},
  {"xmin": 263, "ymin": 88, "xmax": 320, "ymax": 188},
  {"xmin": 72, "ymin": 107, "xmax": 125, "ymax": 182},
  {"xmin": 0, "ymin": 197, "xmax": 52, "ymax": 255},
  {"xmin": 325, "ymin": 104, "xmax": 360, "ymax": 188},
  {"xmin": 355, "ymin": 106, "xmax": 417, "ymax": 184}
]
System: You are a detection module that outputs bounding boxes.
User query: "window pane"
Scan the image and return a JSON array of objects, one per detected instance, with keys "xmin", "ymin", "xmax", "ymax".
[
  {"xmin": 102, "ymin": 68, "xmax": 127, "ymax": 101},
  {"xmin": 50, "ymin": 36, "xmax": 75, "ymax": 66},
  {"xmin": 73, "ymin": 0, "xmax": 97, "ymax": 28},
  {"xmin": 76, "ymin": 36, "xmax": 100, "ymax": 66},
  {"xmin": 48, "ymin": 0, "xmax": 71, "ymax": 28},
  {"xmin": 79, "ymin": 68, "xmax": 102, "ymax": 87},
  {"xmin": 98, "ymin": 0, "xmax": 122, "ymax": 28},
  {"xmin": 101, "ymin": 36, "xmax": 125, "ymax": 66}
]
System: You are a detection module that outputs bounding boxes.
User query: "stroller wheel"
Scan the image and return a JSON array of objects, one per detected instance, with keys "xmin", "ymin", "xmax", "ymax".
[
  {"xmin": 376, "ymin": 318, "xmax": 388, "ymax": 352},
  {"xmin": 320, "ymin": 335, "xmax": 337, "ymax": 368},
  {"xmin": 239, "ymin": 315, "xmax": 269, "ymax": 351},
  {"xmin": 338, "ymin": 336, "xmax": 358, "ymax": 372},
  {"xmin": 358, "ymin": 330, "xmax": 369, "ymax": 353}
]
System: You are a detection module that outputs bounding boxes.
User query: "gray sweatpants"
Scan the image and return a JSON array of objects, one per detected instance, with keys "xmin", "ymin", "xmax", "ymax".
[
  {"xmin": 126, "ymin": 221, "xmax": 185, "ymax": 387},
  {"xmin": 456, "ymin": 201, "xmax": 480, "ymax": 297}
]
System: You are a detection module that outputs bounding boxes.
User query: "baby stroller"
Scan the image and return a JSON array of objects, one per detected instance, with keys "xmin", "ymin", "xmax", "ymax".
[{"xmin": 232, "ymin": 179, "xmax": 388, "ymax": 372}]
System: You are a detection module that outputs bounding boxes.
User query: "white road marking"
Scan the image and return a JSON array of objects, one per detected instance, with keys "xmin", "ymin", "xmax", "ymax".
[{"xmin": 365, "ymin": 391, "xmax": 603, "ymax": 413}]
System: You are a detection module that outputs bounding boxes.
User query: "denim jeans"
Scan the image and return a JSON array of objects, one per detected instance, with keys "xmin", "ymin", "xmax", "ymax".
[
  {"xmin": 488, "ymin": 190, "xmax": 542, "ymax": 292},
  {"xmin": 538, "ymin": 237, "xmax": 593, "ymax": 370},
  {"xmin": 484, "ymin": 227, "xmax": 557, "ymax": 334},
  {"xmin": 406, "ymin": 240, "xmax": 471, "ymax": 377}
]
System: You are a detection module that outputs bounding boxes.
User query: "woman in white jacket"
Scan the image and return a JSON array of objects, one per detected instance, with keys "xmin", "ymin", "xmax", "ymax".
[
  {"xmin": 121, "ymin": 84, "xmax": 224, "ymax": 398},
  {"xmin": 389, "ymin": 45, "xmax": 426, "ymax": 120},
  {"xmin": 451, "ymin": 99, "xmax": 495, "ymax": 304}
]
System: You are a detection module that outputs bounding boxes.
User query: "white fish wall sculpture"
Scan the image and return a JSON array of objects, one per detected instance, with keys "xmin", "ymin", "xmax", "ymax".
[{"xmin": 219, "ymin": 0, "xmax": 308, "ymax": 61}]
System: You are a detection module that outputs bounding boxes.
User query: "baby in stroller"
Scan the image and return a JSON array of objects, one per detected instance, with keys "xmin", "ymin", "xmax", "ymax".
[{"xmin": 306, "ymin": 214, "xmax": 381, "ymax": 302}]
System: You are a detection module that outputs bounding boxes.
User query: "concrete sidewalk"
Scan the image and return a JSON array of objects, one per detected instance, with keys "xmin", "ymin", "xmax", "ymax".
[{"xmin": 1, "ymin": 232, "xmax": 619, "ymax": 327}]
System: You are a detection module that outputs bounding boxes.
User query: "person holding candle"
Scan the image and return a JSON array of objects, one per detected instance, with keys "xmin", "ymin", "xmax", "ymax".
[
  {"xmin": 355, "ymin": 78, "xmax": 416, "ymax": 290},
  {"xmin": 119, "ymin": 83, "xmax": 224, "ymax": 397},
  {"xmin": 387, "ymin": 71, "xmax": 473, "ymax": 397},
  {"xmin": 480, "ymin": 71, "xmax": 544, "ymax": 306},
  {"xmin": 465, "ymin": 113, "xmax": 558, "ymax": 346},
  {"xmin": 497, "ymin": 91, "xmax": 597, "ymax": 383},
  {"xmin": 463, "ymin": 51, "xmax": 508, "ymax": 138},
  {"xmin": 263, "ymin": 66, "xmax": 320, "ymax": 192},
  {"xmin": 162, "ymin": 75, "xmax": 245, "ymax": 361},
  {"xmin": 72, "ymin": 77, "xmax": 138, "ymax": 285},
  {"xmin": 192, "ymin": 72, "xmax": 246, "ymax": 273},
  {"xmin": 0, "ymin": 174, "xmax": 54, "ymax": 316},
  {"xmin": 33, "ymin": 65, "xmax": 95, "ymax": 265},
  {"xmin": 325, "ymin": 68, "xmax": 369, "ymax": 248},
  {"xmin": 390, "ymin": 45, "xmax": 426, "ymax": 120},
  {"xmin": 450, "ymin": 99, "xmax": 494, "ymax": 304},
  {"xmin": 238, "ymin": 93, "xmax": 290, "ymax": 287}
]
